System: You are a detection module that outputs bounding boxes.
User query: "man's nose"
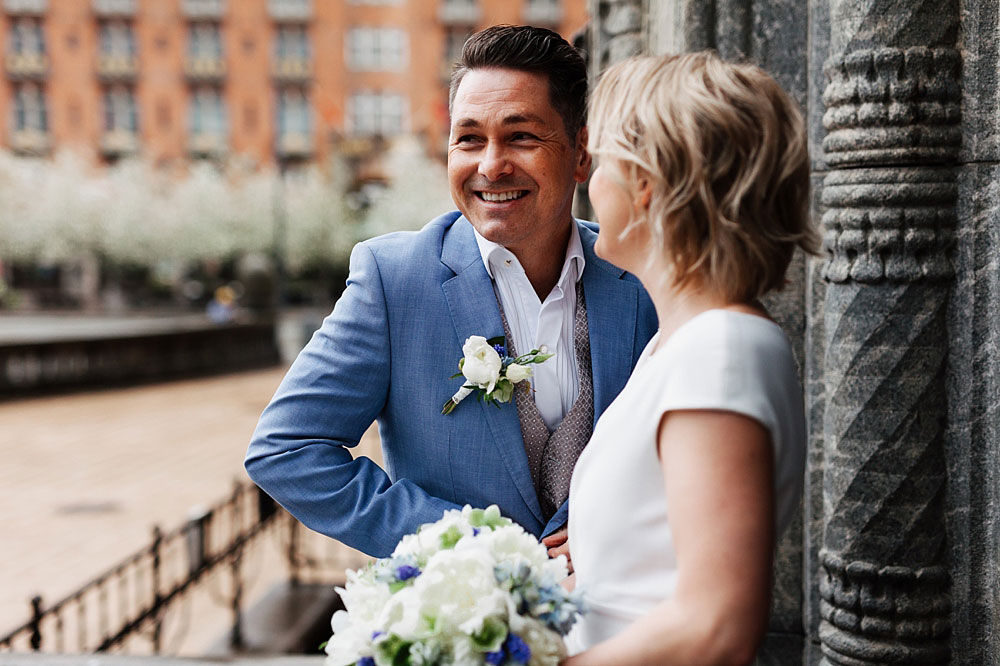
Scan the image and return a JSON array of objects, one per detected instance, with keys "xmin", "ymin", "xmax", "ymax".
[{"xmin": 477, "ymin": 143, "xmax": 513, "ymax": 181}]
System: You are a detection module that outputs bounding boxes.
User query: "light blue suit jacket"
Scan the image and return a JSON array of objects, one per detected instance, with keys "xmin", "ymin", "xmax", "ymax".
[{"xmin": 246, "ymin": 212, "xmax": 657, "ymax": 557}]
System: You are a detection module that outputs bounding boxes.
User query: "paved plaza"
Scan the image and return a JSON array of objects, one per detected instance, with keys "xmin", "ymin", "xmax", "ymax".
[{"xmin": 1, "ymin": 365, "xmax": 381, "ymax": 655}]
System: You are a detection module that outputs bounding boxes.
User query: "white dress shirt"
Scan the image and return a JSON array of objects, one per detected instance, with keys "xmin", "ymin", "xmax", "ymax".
[{"xmin": 474, "ymin": 223, "xmax": 585, "ymax": 432}]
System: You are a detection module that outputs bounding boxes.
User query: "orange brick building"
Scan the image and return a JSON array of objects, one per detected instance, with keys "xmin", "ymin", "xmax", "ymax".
[{"xmin": 0, "ymin": 0, "xmax": 588, "ymax": 169}]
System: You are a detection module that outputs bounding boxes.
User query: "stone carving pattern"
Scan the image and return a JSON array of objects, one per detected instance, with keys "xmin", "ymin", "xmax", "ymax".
[
  {"xmin": 822, "ymin": 47, "xmax": 961, "ymax": 167},
  {"xmin": 819, "ymin": 554, "xmax": 951, "ymax": 664},
  {"xmin": 592, "ymin": 0, "xmax": 644, "ymax": 70},
  {"xmin": 821, "ymin": 167, "xmax": 956, "ymax": 283},
  {"xmin": 821, "ymin": 47, "xmax": 960, "ymax": 284},
  {"xmin": 820, "ymin": 282, "xmax": 951, "ymax": 665}
]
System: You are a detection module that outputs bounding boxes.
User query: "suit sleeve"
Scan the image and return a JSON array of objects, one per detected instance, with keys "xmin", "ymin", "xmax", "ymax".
[{"xmin": 245, "ymin": 242, "xmax": 461, "ymax": 557}]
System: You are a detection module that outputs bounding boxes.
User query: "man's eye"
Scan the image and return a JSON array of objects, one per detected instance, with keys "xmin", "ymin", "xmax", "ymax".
[
  {"xmin": 455, "ymin": 135, "xmax": 479, "ymax": 144},
  {"xmin": 511, "ymin": 132, "xmax": 536, "ymax": 141}
]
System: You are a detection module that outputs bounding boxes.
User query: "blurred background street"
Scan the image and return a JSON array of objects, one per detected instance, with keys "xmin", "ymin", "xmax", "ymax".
[{"xmin": 0, "ymin": 363, "xmax": 382, "ymax": 654}]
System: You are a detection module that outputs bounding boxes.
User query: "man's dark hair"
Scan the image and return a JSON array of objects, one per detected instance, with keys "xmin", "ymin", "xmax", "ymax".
[{"xmin": 449, "ymin": 25, "xmax": 588, "ymax": 140}]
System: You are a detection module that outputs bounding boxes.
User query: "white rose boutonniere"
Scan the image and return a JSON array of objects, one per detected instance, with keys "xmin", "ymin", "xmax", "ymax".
[{"xmin": 441, "ymin": 336, "xmax": 553, "ymax": 415}]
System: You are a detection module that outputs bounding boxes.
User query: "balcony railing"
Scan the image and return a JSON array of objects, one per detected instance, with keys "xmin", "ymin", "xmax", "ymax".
[
  {"xmin": 92, "ymin": 0, "xmax": 136, "ymax": 17},
  {"xmin": 184, "ymin": 55, "xmax": 226, "ymax": 82},
  {"xmin": 96, "ymin": 54, "xmax": 138, "ymax": 81},
  {"xmin": 188, "ymin": 131, "xmax": 227, "ymax": 158},
  {"xmin": 3, "ymin": 0, "xmax": 47, "ymax": 15},
  {"xmin": 9, "ymin": 128, "xmax": 49, "ymax": 156},
  {"xmin": 181, "ymin": 0, "xmax": 225, "ymax": 19},
  {"xmin": 5, "ymin": 52, "xmax": 48, "ymax": 79},
  {"xmin": 100, "ymin": 128, "xmax": 139, "ymax": 157},
  {"xmin": 276, "ymin": 131, "xmax": 314, "ymax": 159},
  {"xmin": 439, "ymin": 1, "xmax": 481, "ymax": 24},
  {"xmin": 268, "ymin": 0, "xmax": 311, "ymax": 22},
  {"xmin": 271, "ymin": 56, "xmax": 312, "ymax": 82},
  {"xmin": 522, "ymin": 1, "xmax": 563, "ymax": 25}
]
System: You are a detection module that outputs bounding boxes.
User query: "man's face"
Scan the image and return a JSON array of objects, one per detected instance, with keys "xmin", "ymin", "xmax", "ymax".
[{"xmin": 448, "ymin": 68, "xmax": 589, "ymax": 255}]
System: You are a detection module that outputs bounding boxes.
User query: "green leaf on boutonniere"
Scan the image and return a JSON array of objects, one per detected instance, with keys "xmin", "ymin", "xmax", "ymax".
[
  {"xmin": 530, "ymin": 353, "xmax": 554, "ymax": 363},
  {"xmin": 493, "ymin": 378, "xmax": 514, "ymax": 403},
  {"xmin": 486, "ymin": 335, "xmax": 506, "ymax": 348}
]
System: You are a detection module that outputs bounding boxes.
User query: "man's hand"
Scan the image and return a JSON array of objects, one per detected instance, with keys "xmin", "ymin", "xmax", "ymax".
[{"xmin": 542, "ymin": 527, "xmax": 573, "ymax": 573}]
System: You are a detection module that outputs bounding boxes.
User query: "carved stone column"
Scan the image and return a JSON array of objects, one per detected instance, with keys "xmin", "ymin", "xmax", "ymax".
[
  {"xmin": 588, "ymin": 0, "xmax": 645, "ymax": 72},
  {"xmin": 819, "ymin": 1, "xmax": 959, "ymax": 664}
]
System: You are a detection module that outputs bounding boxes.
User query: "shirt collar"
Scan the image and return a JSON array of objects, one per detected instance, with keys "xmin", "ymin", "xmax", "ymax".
[{"xmin": 472, "ymin": 221, "xmax": 586, "ymax": 286}]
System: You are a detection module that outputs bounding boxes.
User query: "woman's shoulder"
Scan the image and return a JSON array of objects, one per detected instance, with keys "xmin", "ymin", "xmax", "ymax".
[
  {"xmin": 649, "ymin": 309, "xmax": 800, "ymax": 410},
  {"xmin": 661, "ymin": 309, "xmax": 792, "ymax": 365}
]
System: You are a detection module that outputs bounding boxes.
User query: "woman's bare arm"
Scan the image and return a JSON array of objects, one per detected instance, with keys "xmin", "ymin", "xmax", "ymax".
[{"xmin": 564, "ymin": 409, "xmax": 775, "ymax": 666}]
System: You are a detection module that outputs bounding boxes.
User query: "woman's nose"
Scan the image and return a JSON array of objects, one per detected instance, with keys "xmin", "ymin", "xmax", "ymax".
[{"xmin": 477, "ymin": 143, "xmax": 513, "ymax": 181}]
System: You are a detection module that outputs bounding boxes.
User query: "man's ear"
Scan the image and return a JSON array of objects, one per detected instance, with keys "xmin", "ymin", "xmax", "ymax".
[{"xmin": 574, "ymin": 126, "xmax": 592, "ymax": 183}]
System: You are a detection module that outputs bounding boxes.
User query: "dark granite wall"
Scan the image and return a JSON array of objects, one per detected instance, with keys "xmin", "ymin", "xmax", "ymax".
[{"xmin": 589, "ymin": 0, "xmax": 1000, "ymax": 663}]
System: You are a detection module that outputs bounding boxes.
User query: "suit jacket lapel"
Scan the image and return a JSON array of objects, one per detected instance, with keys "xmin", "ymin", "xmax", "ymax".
[
  {"xmin": 578, "ymin": 223, "xmax": 638, "ymax": 425},
  {"xmin": 440, "ymin": 217, "xmax": 544, "ymax": 525}
]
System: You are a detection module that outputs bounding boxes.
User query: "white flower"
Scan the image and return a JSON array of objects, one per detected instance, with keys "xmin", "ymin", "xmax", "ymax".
[
  {"xmin": 506, "ymin": 363, "xmax": 532, "ymax": 384},
  {"xmin": 512, "ymin": 616, "xmax": 567, "ymax": 666},
  {"xmin": 324, "ymin": 609, "xmax": 370, "ymax": 666},
  {"xmin": 461, "ymin": 336, "xmax": 502, "ymax": 392},
  {"xmin": 393, "ymin": 508, "xmax": 473, "ymax": 564},
  {"xmin": 337, "ymin": 569, "xmax": 393, "ymax": 626},
  {"xmin": 413, "ymin": 548, "xmax": 502, "ymax": 627},
  {"xmin": 466, "ymin": 524, "xmax": 552, "ymax": 573}
]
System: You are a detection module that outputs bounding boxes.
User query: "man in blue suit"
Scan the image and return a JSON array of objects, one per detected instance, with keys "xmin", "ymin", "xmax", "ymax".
[{"xmin": 246, "ymin": 26, "xmax": 657, "ymax": 558}]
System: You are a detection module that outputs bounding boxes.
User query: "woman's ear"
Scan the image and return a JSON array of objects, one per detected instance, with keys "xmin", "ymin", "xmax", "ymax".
[{"xmin": 635, "ymin": 178, "xmax": 653, "ymax": 211}]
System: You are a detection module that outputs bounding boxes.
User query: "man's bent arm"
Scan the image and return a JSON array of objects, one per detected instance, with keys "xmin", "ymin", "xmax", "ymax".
[{"xmin": 245, "ymin": 243, "xmax": 460, "ymax": 557}]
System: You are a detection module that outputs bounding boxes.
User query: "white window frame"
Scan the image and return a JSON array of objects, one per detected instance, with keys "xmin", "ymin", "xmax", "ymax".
[
  {"xmin": 347, "ymin": 27, "xmax": 407, "ymax": 72},
  {"xmin": 13, "ymin": 82, "xmax": 47, "ymax": 131},
  {"xmin": 347, "ymin": 91, "xmax": 409, "ymax": 136},
  {"xmin": 189, "ymin": 86, "xmax": 226, "ymax": 135}
]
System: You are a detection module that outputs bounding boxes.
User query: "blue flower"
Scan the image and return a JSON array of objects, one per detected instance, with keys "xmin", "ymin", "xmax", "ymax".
[
  {"xmin": 473, "ymin": 527, "xmax": 481, "ymax": 536},
  {"xmin": 485, "ymin": 649, "xmax": 505, "ymax": 665},
  {"xmin": 357, "ymin": 658, "xmax": 375, "ymax": 666},
  {"xmin": 493, "ymin": 343, "xmax": 507, "ymax": 357},
  {"xmin": 396, "ymin": 565, "xmax": 421, "ymax": 581},
  {"xmin": 503, "ymin": 633, "xmax": 531, "ymax": 664},
  {"xmin": 371, "ymin": 631, "xmax": 384, "ymax": 640}
]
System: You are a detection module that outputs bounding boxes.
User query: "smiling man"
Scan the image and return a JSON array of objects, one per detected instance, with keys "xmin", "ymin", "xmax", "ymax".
[{"xmin": 245, "ymin": 25, "xmax": 657, "ymax": 558}]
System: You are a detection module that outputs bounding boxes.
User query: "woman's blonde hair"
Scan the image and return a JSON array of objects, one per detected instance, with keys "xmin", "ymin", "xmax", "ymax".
[{"xmin": 588, "ymin": 52, "xmax": 819, "ymax": 302}]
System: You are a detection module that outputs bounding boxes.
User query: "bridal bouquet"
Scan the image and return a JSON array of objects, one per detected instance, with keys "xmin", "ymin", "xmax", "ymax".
[{"xmin": 324, "ymin": 505, "xmax": 583, "ymax": 666}]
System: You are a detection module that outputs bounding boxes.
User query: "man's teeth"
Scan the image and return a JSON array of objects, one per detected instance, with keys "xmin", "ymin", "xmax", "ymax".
[{"xmin": 480, "ymin": 191, "xmax": 526, "ymax": 202}]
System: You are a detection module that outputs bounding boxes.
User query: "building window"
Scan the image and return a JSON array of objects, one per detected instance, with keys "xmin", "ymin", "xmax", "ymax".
[
  {"xmin": 347, "ymin": 27, "xmax": 407, "ymax": 71},
  {"xmin": 275, "ymin": 24, "xmax": 309, "ymax": 61},
  {"xmin": 187, "ymin": 21, "xmax": 222, "ymax": 58},
  {"xmin": 439, "ymin": 0, "xmax": 480, "ymax": 24},
  {"xmin": 523, "ymin": 0, "xmax": 563, "ymax": 25},
  {"xmin": 103, "ymin": 85, "xmax": 138, "ymax": 131},
  {"xmin": 9, "ymin": 16, "xmax": 45, "ymax": 56},
  {"xmin": 348, "ymin": 91, "xmax": 407, "ymax": 136},
  {"xmin": 99, "ymin": 19, "xmax": 136, "ymax": 57},
  {"xmin": 444, "ymin": 28, "xmax": 470, "ymax": 67},
  {"xmin": 277, "ymin": 87, "xmax": 311, "ymax": 136},
  {"xmin": 13, "ymin": 82, "xmax": 47, "ymax": 131},
  {"xmin": 189, "ymin": 86, "xmax": 226, "ymax": 135}
]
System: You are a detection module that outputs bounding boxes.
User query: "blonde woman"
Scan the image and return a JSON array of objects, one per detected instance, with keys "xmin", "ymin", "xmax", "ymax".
[{"xmin": 564, "ymin": 53, "xmax": 818, "ymax": 664}]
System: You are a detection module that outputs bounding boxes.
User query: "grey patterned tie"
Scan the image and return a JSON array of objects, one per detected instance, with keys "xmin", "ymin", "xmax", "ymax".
[{"xmin": 497, "ymin": 287, "xmax": 594, "ymax": 521}]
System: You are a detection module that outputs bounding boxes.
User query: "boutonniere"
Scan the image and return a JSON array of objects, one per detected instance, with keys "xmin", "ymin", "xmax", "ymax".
[{"xmin": 441, "ymin": 335, "xmax": 554, "ymax": 415}]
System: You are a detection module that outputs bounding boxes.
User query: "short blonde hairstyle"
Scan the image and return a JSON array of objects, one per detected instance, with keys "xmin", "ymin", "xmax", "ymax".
[{"xmin": 588, "ymin": 52, "xmax": 818, "ymax": 302}]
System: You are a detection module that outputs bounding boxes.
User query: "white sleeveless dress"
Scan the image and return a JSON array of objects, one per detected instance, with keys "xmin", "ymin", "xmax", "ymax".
[{"xmin": 565, "ymin": 309, "xmax": 807, "ymax": 652}]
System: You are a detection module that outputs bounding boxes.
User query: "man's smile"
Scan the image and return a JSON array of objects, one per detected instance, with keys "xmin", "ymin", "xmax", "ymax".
[{"xmin": 476, "ymin": 190, "xmax": 530, "ymax": 203}]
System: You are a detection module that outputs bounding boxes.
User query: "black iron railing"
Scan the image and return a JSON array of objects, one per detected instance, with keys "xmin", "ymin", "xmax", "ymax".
[{"xmin": 0, "ymin": 481, "xmax": 287, "ymax": 654}]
